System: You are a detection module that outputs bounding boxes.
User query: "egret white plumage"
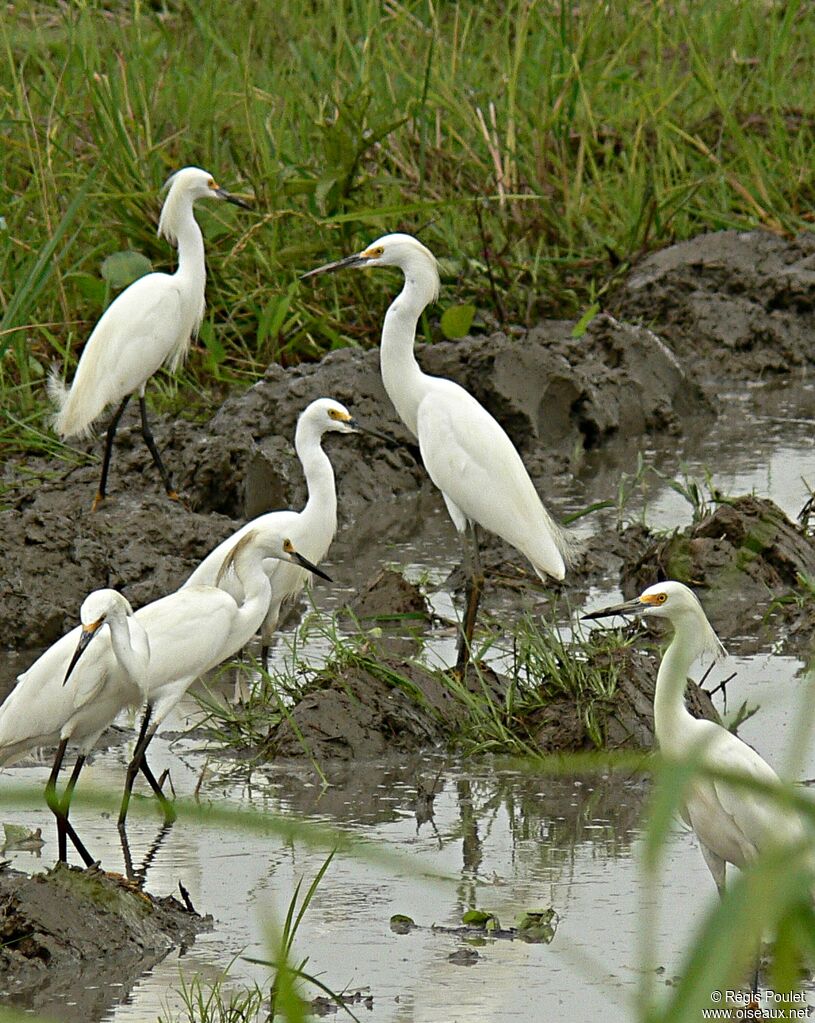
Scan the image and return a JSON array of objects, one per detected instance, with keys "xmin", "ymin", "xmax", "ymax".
[
  {"xmin": 583, "ymin": 581, "xmax": 812, "ymax": 895},
  {"xmin": 184, "ymin": 397, "xmax": 386, "ymax": 674},
  {"xmin": 49, "ymin": 166, "xmax": 250, "ymax": 511},
  {"xmin": 113, "ymin": 529, "xmax": 330, "ymax": 825},
  {"xmin": 0, "ymin": 589, "xmax": 149, "ymax": 865},
  {"xmin": 303, "ymin": 233, "xmax": 574, "ymax": 669}
]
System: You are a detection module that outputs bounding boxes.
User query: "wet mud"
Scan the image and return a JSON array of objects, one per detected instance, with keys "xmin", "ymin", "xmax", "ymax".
[
  {"xmin": 2, "ymin": 227, "xmax": 814, "ymax": 715},
  {"xmin": 614, "ymin": 229, "xmax": 815, "ymax": 378},
  {"xmin": 0, "ymin": 862, "xmax": 209, "ymax": 1021}
]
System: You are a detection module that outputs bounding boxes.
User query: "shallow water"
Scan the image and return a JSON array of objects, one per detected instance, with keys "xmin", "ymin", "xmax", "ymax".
[{"xmin": 0, "ymin": 378, "xmax": 814, "ymax": 1022}]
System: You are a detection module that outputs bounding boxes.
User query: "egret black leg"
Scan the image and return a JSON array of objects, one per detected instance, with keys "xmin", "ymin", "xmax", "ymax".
[
  {"xmin": 44, "ymin": 739, "xmax": 69, "ymax": 862},
  {"xmin": 93, "ymin": 395, "xmax": 131, "ymax": 511},
  {"xmin": 44, "ymin": 741, "xmax": 95, "ymax": 866},
  {"xmin": 119, "ymin": 705, "xmax": 176, "ymax": 826},
  {"xmin": 455, "ymin": 523, "xmax": 484, "ymax": 673},
  {"xmin": 138, "ymin": 395, "xmax": 178, "ymax": 500}
]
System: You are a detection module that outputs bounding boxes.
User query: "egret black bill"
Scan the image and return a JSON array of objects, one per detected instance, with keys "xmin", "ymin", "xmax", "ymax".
[
  {"xmin": 214, "ymin": 188, "xmax": 252, "ymax": 210},
  {"xmin": 63, "ymin": 621, "xmax": 103, "ymax": 686},
  {"xmin": 300, "ymin": 252, "xmax": 370, "ymax": 280},
  {"xmin": 582, "ymin": 598, "xmax": 647, "ymax": 621}
]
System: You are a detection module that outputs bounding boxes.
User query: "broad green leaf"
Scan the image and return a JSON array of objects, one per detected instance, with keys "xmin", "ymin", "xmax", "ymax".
[
  {"xmin": 440, "ymin": 303, "xmax": 476, "ymax": 340},
  {"xmin": 100, "ymin": 250, "xmax": 152, "ymax": 290}
]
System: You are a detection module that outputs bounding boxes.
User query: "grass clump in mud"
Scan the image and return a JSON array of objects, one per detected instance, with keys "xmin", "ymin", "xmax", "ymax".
[{"xmin": 195, "ymin": 607, "xmax": 683, "ymax": 763}]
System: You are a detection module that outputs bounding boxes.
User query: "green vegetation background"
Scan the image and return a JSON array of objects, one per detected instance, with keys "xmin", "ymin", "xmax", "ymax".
[{"xmin": 2, "ymin": 0, "xmax": 814, "ymax": 434}]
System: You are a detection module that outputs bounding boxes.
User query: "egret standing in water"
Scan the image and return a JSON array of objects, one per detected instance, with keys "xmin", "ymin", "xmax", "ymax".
[
  {"xmin": 185, "ymin": 397, "xmax": 387, "ymax": 675},
  {"xmin": 303, "ymin": 234, "xmax": 574, "ymax": 669},
  {"xmin": 583, "ymin": 582, "xmax": 813, "ymax": 898},
  {"xmin": 116, "ymin": 529, "xmax": 331, "ymax": 825},
  {"xmin": 0, "ymin": 590, "xmax": 149, "ymax": 865},
  {"xmin": 49, "ymin": 166, "xmax": 250, "ymax": 510}
]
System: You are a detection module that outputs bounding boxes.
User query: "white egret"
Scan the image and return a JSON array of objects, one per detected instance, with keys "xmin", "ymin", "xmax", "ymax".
[
  {"xmin": 184, "ymin": 397, "xmax": 388, "ymax": 674},
  {"xmin": 0, "ymin": 589, "xmax": 150, "ymax": 865},
  {"xmin": 583, "ymin": 581, "xmax": 812, "ymax": 896},
  {"xmin": 114, "ymin": 529, "xmax": 331, "ymax": 825},
  {"xmin": 303, "ymin": 233, "xmax": 575, "ymax": 669},
  {"xmin": 49, "ymin": 166, "xmax": 250, "ymax": 511}
]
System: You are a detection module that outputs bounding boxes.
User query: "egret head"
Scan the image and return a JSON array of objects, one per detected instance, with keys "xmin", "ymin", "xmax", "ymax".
[
  {"xmin": 159, "ymin": 166, "xmax": 250, "ymax": 243},
  {"xmin": 298, "ymin": 397, "xmax": 397, "ymax": 445},
  {"xmin": 216, "ymin": 530, "xmax": 333, "ymax": 587},
  {"xmin": 301, "ymin": 233, "xmax": 440, "ymax": 302},
  {"xmin": 64, "ymin": 590, "xmax": 135, "ymax": 686},
  {"xmin": 302, "ymin": 398, "xmax": 359, "ymax": 436},
  {"xmin": 582, "ymin": 580, "xmax": 726, "ymax": 661}
]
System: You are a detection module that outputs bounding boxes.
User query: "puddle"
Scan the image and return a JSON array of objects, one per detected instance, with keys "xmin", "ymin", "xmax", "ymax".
[{"xmin": 1, "ymin": 377, "xmax": 814, "ymax": 1021}]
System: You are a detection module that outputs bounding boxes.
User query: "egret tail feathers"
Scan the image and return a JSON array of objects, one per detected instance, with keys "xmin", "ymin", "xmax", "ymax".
[{"xmin": 48, "ymin": 371, "xmax": 98, "ymax": 440}]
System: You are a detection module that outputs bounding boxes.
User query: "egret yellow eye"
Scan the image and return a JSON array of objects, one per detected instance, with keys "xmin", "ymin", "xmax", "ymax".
[
  {"xmin": 283, "ymin": 539, "xmax": 295, "ymax": 554},
  {"xmin": 656, "ymin": 592, "xmax": 668, "ymax": 604},
  {"xmin": 364, "ymin": 245, "xmax": 385, "ymax": 258},
  {"xmin": 328, "ymin": 408, "xmax": 351, "ymax": 421},
  {"xmin": 208, "ymin": 178, "xmax": 217, "ymax": 189}
]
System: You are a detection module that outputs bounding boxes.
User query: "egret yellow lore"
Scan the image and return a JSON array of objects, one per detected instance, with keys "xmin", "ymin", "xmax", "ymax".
[
  {"xmin": 0, "ymin": 589, "xmax": 149, "ymax": 865},
  {"xmin": 112, "ymin": 530, "xmax": 331, "ymax": 826},
  {"xmin": 184, "ymin": 397, "xmax": 389, "ymax": 675},
  {"xmin": 303, "ymin": 233, "xmax": 575, "ymax": 670},
  {"xmin": 49, "ymin": 166, "xmax": 250, "ymax": 511},
  {"xmin": 583, "ymin": 581, "xmax": 813, "ymax": 895}
]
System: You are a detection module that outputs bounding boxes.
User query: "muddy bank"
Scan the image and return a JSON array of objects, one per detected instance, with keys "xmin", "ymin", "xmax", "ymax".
[
  {"xmin": 615, "ymin": 229, "xmax": 815, "ymax": 378},
  {"xmin": 3, "ymin": 228, "xmax": 814, "ymax": 654},
  {"xmin": 2, "ymin": 311, "xmax": 707, "ymax": 649},
  {"xmin": 258, "ymin": 635, "xmax": 719, "ymax": 761},
  {"xmin": 0, "ymin": 862, "xmax": 209, "ymax": 1021}
]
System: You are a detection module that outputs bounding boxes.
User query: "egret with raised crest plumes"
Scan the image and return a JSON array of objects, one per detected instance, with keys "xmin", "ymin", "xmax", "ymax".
[{"xmin": 49, "ymin": 166, "xmax": 251, "ymax": 511}]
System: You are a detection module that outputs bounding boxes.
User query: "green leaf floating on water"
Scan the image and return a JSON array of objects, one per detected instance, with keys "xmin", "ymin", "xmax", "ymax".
[
  {"xmin": 462, "ymin": 908, "xmax": 500, "ymax": 930},
  {"xmin": 440, "ymin": 303, "xmax": 476, "ymax": 340},
  {"xmin": 101, "ymin": 250, "xmax": 153, "ymax": 290},
  {"xmin": 2, "ymin": 823, "xmax": 44, "ymax": 849}
]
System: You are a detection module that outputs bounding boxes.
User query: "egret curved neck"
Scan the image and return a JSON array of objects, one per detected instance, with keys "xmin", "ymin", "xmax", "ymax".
[
  {"xmin": 380, "ymin": 285, "xmax": 433, "ymax": 438},
  {"xmin": 653, "ymin": 622, "xmax": 701, "ymax": 753},
  {"xmin": 108, "ymin": 616, "xmax": 149, "ymax": 686},
  {"xmin": 295, "ymin": 420, "xmax": 337, "ymax": 532},
  {"xmin": 173, "ymin": 201, "xmax": 206, "ymax": 288}
]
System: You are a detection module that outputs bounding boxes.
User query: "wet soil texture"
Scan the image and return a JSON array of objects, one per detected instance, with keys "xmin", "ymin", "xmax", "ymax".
[
  {"xmin": 0, "ymin": 862, "xmax": 209, "ymax": 1021},
  {"xmin": 1, "ymin": 227, "xmax": 814, "ymax": 719}
]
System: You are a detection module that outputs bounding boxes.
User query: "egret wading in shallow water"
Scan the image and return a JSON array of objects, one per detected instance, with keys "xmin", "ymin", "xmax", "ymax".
[
  {"xmin": 303, "ymin": 233, "xmax": 575, "ymax": 670},
  {"xmin": 185, "ymin": 397, "xmax": 389, "ymax": 677},
  {"xmin": 115, "ymin": 530, "xmax": 330, "ymax": 826},
  {"xmin": 0, "ymin": 590, "xmax": 149, "ymax": 865},
  {"xmin": 49, "ymin": 166, "xmax": 250, "ymax": 511},
  {"xmin": 583, "ymin": 581, "xmax": 813, "ymax": 898}
]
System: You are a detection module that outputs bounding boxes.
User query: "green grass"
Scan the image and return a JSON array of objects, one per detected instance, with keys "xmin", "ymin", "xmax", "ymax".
[{"xmin": 3, "ymin": 0, "xmax": 815, "ymax": 439}]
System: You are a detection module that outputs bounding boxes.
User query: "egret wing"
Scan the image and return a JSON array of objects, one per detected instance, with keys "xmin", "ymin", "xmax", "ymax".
[
  {"xmin": 68, "ymin": 273, "xmax": 185, "ymax": 421},
  {"xmin": 416, "ymin": 380, "xmax": 566, "ymax": 580}
]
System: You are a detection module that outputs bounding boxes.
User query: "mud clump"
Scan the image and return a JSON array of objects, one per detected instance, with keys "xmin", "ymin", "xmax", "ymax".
[
  {"xmin": 2, "ymin": 309, "xmax": 708, "ymax": 651},
  {"xmin": 264, "ymin": 639, "xmax": 719, "ymax": 760},
  {"xmin": 615, "ymin": 229, "xmax": 815, "ymax": 378},
  {"xmin": 0, "ymin": 862, "xmax": 209, "ymax": 1021},
  {"xmin": 1, "ymin": 492, "xmax": 236, "ymax": 648}
]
